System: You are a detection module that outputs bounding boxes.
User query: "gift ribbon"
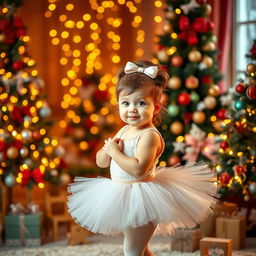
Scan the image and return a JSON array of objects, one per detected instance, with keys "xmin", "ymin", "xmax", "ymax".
[
  {"xmin": 19, "ymin": 214, "xmax": 32, "ymax": 246},
  {"xmin": 183, "ymin": 135, "xmax": 217, "ymax": 162}
]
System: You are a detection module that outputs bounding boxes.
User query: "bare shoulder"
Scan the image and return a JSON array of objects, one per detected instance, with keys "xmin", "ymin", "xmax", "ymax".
[{"xmin": 138, "ymin": 129, "xmax": 161, "ymax": 147}]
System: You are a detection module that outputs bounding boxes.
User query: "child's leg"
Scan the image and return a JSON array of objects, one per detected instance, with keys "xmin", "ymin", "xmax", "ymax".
[{"xmin": 123, "ymin": 222, "xmax": 156, "ymax": 256}]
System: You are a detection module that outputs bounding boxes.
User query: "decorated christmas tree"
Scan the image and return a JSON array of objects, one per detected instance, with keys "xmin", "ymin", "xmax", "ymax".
[
  {"xmin": 217, "ymin": 41, "xmax": 256, "ymax": 201},
  {"xmin": 63, "ymin": 74, "xmax": 115, "ymax": 162},
  {"xmin": 156, "ymin": 0, "xmax": 223, "ymax": 166},
  {"xmin": 0, "ymin": 1, "xmax": 67, "ymax": 189}
]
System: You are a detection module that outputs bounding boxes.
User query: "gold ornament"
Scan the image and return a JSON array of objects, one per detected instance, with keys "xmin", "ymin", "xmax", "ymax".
[
  {"xmin": 45, "ymin": 145, "xmax": 54, "ymax": 155},
  {"xmin": 74, "ymin": 128, "xmax": 86, "ymax": 139},
  {"xmin": 202, "ymin": 42, "xmax": 216, "ymax": 51},
  {"xmin": 168, "ymin": 76, "xmax": 182, "ymax": 89},
  {"xmin": 170, "ymin": 121, "xmax": 183, "ymax": 135},
  {"xmin": 202, "ymin": 56, "xmax": 213, "ymax": 68},
  {"xmin": 188, "ymin": 50, "xmax": 202, "ymax": 62},
  {"xmin": 20, "ymin": 147, "xmax": 29, "ymax": 158},
  {"xmin": 185, "ymin": 75, "xmax": 199, "ymax": 89},
  {"xmin": 205, "ymin": 4, "xmax": 212, "ymax": 15},
  {"xmin": 157, "ymin": 49, "xmax": 169, "ymax": 62},
  {"xmin": 212, "ymin": 120, "xmax": 224, "ymax": 132},
  {"xmin": 166, "ymin": 10, "xmax": 176, "ymax": 20},
  {"xmin": 0, "ymin": 34, "xmax": 5, "ymax": 42},
  {"xmin": 7, "ymin": 146, "xmax": 19, "ymax": 159},
  {"xmin": 204, "ymin": 96, "xmax": 217, "ymax": 109},
  {"xmin": 209, "ymin": 85, "xmax": 220, "ymax": 96},
  {"xmin": 163, "ymin": 23, "xmax": 173, "ymax": 33},
  {"xmin": 192, "ymin": 111, "xmax": 206, "ymax": 123},
  {"xmin": 246, "ymin": 63, "xmax": 256, "ymax": 74}
]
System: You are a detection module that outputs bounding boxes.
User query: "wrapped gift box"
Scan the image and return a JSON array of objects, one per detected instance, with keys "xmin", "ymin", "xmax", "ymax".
[
  {"xmin": 216, "ymin": 216, "xmax": 246, "ymax": 250},
  {"xmin": 4, "ymin": 212, "xmax": 42, "ymax": 247},
  {"xmin": 200, "ymin": 202, "xmax": 238, "ymax": 237},
  {"xmin": 170, "ymin": 228, "xmax": 201, "ymax": 252}
]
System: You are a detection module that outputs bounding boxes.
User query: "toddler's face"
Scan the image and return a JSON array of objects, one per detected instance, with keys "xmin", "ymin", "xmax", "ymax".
[{"xmin": 118, "ymin": 84, "xmax": 156, "ymax": 128}]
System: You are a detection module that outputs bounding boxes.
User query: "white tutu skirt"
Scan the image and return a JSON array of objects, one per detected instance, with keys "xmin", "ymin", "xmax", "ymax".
[{"xmin": 67, "ymin": 163, "xmax": 218, "ymax": 235}]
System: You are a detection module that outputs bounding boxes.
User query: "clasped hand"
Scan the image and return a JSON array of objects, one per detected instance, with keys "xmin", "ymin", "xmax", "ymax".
[{"xmin": 103, "ymin": 138, "xmax": 123, "ymax": 157}]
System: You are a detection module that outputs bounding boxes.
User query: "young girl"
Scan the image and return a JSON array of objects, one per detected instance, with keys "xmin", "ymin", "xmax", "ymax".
[{"xmin": 68, "ymin": 61, "xmax": 218, "ymax": 256}]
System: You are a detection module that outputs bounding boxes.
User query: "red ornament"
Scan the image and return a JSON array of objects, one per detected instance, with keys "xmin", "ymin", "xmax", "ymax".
[
  {"xmin": 32, "ymin": 131, "xmax": 42, "ymax": 141},
  {"xmin": 171, "ymin": 55, "xmax": 183, "ymax": 67},
  {"xmin": 183, "ymin": 112, "xmax": 193, "ymax": 124},
  {"xmin": 177, "ymin": 92, "xmax": 191, "ymax": 106},
  {"xmin": 179, "ymin": 16, "xmax": 190, "ymax": 31},
  {"xmin": 216, "ymin": 109, "xmax": 226, "ymax": 120},
  {"xmin": 94, "ymin": 89, "xmax": 109, "ymax": 101},
  {"xmin": 236, "ymin": 83, "xmax": 245, "ymax": 94},
  {"xmin": 196, "ymin": 0, "xmax": 207, "ymax": 4},
  {"xmin": 201, "ymin": 75, "xmax": 212, "ymax": 85},
  {"xmin": 207, "ymin": 21, "xmax": 215, "ymax": 31},
  {"xmin": 84, "ymin": 118, "xmax": 94, "ymax": 128},
  {"xmin": 13, "ymin": 17, "xmax": 24, "ymax": 28},
  {"xmin": 220, "ymin": 173, "xmax": 231, "ymax": 185},
  {"xmin": 193, "ymin": 17, "xmax": 208, "ymax": 33},
  {"xmin": 158, "ymin": 45, "xmax": 165, "ymax": 51},
  {"xmin": 168, "ymin": 155, "xmax": 180, "ymax": 166},
  {"xmin": 12, "ymin": 140, "xmax": 23, "ymax": 150},
  {"xmin": 233, "ymin": 164, "xmax": 247, "ymax": 174},
  {"xmin": 220, "ymin": 141, "xmax": 229, "ymax": 150},
  {"xmin": 246, "ymin": 86, "xmax": 256, "ymax": 100},
  {"xmin": 12, "ymin": 60, "xmax": 24, "ymax": 71}
]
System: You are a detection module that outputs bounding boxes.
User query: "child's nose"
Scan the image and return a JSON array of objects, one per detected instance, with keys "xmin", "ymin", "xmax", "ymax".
[{"xmin": 129, "ymin": 105, "xmax": 138, "ymax": 112}]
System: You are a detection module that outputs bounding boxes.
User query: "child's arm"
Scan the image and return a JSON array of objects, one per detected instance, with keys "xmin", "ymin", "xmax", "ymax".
[{"xmin": 104, "ymin": 131, "xmax": 161, "ymax": 177}]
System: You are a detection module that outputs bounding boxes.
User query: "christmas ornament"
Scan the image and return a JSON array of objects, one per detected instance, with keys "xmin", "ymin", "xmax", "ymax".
[
  {"xmin": 21, "ymin": 129, "xmax": 32, "ymax": 141},
  {"xmin": 157, "ymin": 49, "xmax": 169, "ymax": 62},
  {"xmin": 246, "ymin": 86, "xmax": 256, "ymax": 100},
  {"xmin": 192, "ymin": 111, "xmax": 206, "ymax": 123},
  {"xmin": 209, "ymin": 85, "xmax": 220, "ymax": 96},
  {"xmin": 248, "ymin": 183, "xmax": 256, "ymax": 196},
  {"xmin": 20, "ymin": 147, "xmax": 29, "ymax": 158},
  {"xmin": 7, "ymin": 146, "xmax": 19, "ymax": 159},
  {"xmin": 55, "ymin": 145, "xmax": 65, "ymax": 156},
  {"xmin": 168, "ymin": 76, "xmax": 182, "ymax": 89},
  {"xmin": 236, "ymin": 83, "xmax": 245, "ymax": 94},
  {"xmin": 5, "ymin": 173, "xmax": 16, "ymax": 187},
  {"xmin": 74, "ymin": 128, "xmax": 86, "ymax": 139},
  {"xmin": 205, "ymin": 4, "xmax": 212, "ymax": 15},
  {"xmin": 32, "ymin": 131, "xmax": 42, "ymax": 141},
  {"xmin": 234, "ymin": 100, "xmax": 245, "ymax": 110},
  {"xmin": 171, "ymin": 55, "xmax": 183, "ymax": 67},
  {"xmin": 177, "ymin": 92, "xmax": 191, "ymax": 106},
  {"xmin": 216, "ymin": 109, "xmax": 226, "ymax": 120},
  {"xmin": 188, "ymin": 50, "xmax": 202, "ymax": 62},
  {"xmin": 220, "ymin": 141, "xmax": 229, "ymax": 150},
  {"xmin": 185, "ymin": 75, "xmax": 199, "ymax": 89},
  {"xmin": 190, "ymin": 92, "xmax": 200, "ymax": 102},
  {"xmin": 166, "ymin": 10, "xmax": 176, "ymax": 20},
  {"xmin": 50, "ymin": 169, "xmax": 58, "ymax": 176},
  {"xmin": 60, "ymin": 173, "xmax": 71, "ymax": 185},
  {"xmin": 172, "ymin": 141, "xmax": 186, "ymax": 153},
  {"xmin": 170, "ymin": 121, "xmax": 183, "ymax": 135},
  {"xmin": 201, "ymin": 56, "xmax": 213, "ymax": 68},
  {"xmin": 24, "ymin": 158, "xmax": 33, "ymax": 168},
  {"xmin": 246, "ymin": 63, "xmax": 256, "ymax": 74},
  {"xmin": 197, "ymin": 102, "xmax": 205, "ymax": 111},
  {"xmin": 220, "ymin": 173, "xmax": 231, "ymax": 185},
  {"xmin": 168, "ymin": 155, "xmax": 180, "ymax": 166},
  {"xmin": 202, "ymin": 42, "xmax": 216, "ymax": 51},
  {"xmin": 163, "ymin": 23, "xmax": 172, "ymax": 33},
  {"xmin": 12, "ymin": 60, "xmax": 24, "ymax": 71},
  {"xmin": 45, "ymin": 145, "xmax": 54, "ymax": 155},
  {"xmin": 39, "ymin": 106, "xmax": 52, "ymax": 118},
  {"xmin": 168, "ymin": 105, "xmax": 180, "ymax": 117},
  {"xmin": 180, "ymin": 0, "xmax": 200, "ymax": 14},
  {"xmin": 204, "ymin": 96, "xmax": 217, "ymax": 109}
]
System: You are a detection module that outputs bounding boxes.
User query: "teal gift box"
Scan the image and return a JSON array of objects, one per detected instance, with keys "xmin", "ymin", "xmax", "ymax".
[{"xmin": 4, "ymin": 212, "xmax": 43, "ymax": 247}]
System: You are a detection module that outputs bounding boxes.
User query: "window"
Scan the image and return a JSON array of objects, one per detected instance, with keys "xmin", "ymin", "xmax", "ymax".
[{"xmin": 234, "ymin": 0, "xmax": 256, "ymax": 82}]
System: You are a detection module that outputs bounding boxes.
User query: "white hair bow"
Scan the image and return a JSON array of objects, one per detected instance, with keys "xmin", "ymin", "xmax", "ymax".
[{"xmin": 124, "ymin": 61, "xmax": 158, "ymax": 79}]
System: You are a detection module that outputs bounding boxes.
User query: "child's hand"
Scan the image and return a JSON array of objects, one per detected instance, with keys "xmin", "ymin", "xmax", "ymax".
[{"xmin": 103, "ymin": 138, "xmax": 123, "ymax": 157}]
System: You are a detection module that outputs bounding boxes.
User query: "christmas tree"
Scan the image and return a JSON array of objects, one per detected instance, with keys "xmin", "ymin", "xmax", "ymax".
[
  {"xmin": 0, "ymin": 1, "xmax": 67, "ymax": 189},
  {"xmin": 63, "ymin": 74, "xmax": 115, "ymax": 162},
  {"xmin": 217, "ymin": 40, "xmax": 256, "ymax": 201},
  {"xmin": 156, "ymin": 0, "xmax": 223, "ymax": 166}
]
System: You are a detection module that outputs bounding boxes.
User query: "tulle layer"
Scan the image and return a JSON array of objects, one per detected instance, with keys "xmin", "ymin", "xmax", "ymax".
[{"xmin": 67, "ymin": 162, "xmax": 218, "ymax": 236}]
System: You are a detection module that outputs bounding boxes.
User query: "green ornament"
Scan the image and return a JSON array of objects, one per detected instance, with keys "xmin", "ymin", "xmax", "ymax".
[
  {"xmin": 190, "ymin": 92, "xmax": 200, "ymax": 102},
  {"xmin": 168, "ymin": 105, "xmax": 179, "ymax": 117}
]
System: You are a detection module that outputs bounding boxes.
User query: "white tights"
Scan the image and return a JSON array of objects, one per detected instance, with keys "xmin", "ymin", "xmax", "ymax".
[{"xmin": 123, "ymin": 222, "xmax": 156, "ymax": 256}]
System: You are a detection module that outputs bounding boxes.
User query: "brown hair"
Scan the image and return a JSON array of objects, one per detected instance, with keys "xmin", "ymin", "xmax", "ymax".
[{"xmin": 116, "ymin": 60, "xmax": 169, "ymax": 126}]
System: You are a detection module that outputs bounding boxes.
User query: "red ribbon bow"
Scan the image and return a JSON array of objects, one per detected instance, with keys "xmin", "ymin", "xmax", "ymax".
[{"xmin": 21, "ymin": 168, "xmax": 44, "ymax": 187}]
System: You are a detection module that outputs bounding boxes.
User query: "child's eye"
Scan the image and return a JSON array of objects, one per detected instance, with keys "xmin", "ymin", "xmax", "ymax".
[
  {"xmin": 138, "ymin": 101, "xmax": 146, "ymax": 106},
  {"xmin": 121, "ymin": 101, "xmax": 129, "ymax": 106}
]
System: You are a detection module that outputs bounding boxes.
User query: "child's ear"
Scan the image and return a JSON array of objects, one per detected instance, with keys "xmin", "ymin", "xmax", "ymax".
[{"xmin": 154, "ymin": 103, "xmax": 162, "ymax": 115}]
